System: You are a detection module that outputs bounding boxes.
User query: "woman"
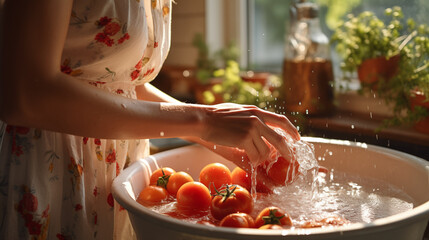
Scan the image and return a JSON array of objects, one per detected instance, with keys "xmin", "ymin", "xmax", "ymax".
[{"xmin": 0, "ymin": 0, "xmax": 299, "ymax": 239}]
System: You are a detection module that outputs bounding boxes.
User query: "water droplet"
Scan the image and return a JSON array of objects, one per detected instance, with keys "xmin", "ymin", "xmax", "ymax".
[
  {"xmin": 121, "ymin": 103, "xmax": 127, "ymax": 109},
  {"xmin": 351, "ymin": 125, "xmax": 355, "ymax": 129},
  {"xmin": 369, "ymin": 112, "xmax": 373, "ymax": 119},
  {"xmin": 213, "ymin": 145, "xmax": 216, "ymax": 150},
  {"xmin": 305, "ymin": 109, "xmax": 309, "ymax": 115},
  {"xmin": 160, "ymin": 131, "xmax": 164, "ymax": 137}
]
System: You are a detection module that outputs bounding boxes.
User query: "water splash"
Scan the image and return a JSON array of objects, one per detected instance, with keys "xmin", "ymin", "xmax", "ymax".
[{"xmin": 266, "ymin": 128, "xmax": 319, "ymax": 181}]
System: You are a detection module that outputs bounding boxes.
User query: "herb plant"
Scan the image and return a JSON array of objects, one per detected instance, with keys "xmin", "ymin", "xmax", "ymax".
[
  {"xmin": 331, "ymin": 6, "xmax": 404, "ymax": 75},
  {"xmin": 203, "ymin": 60, "xmax": 280, "ymax": 110},
  {"xmin": 332, "ymin": 6, "xmax": 429, "ymax": 128}
]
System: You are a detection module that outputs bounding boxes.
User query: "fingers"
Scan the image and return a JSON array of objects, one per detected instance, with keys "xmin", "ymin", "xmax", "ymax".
[
  {"xmin": 226, "ymin": 105, "xmax": 300, "ymax": 141},
  {"xmin": 258, "ymin": 113, "xmax": 300, "ymax": 141},
  {"xmin": 207, "ymin": 103, "xmax": 300, "ymax": 166},
  {"xmin": 251, "ymin": 134, "xmax": 270, "ymax": 165},
  {"xmin": 257, "ymin": 121, "xmax": 293, "ymax": 162},
  {"xmin": 213, "ymin": 104, "xmax": 300, "ymax": 141},
  {"xmin": 239, "ymin": 132, "xmax": 269, "ymax": 167}
]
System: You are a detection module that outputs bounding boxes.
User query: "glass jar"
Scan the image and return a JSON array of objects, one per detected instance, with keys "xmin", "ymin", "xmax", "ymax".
[{"xmin": 282, "ymin": 1, "xmax": 334, "ymax": 116}]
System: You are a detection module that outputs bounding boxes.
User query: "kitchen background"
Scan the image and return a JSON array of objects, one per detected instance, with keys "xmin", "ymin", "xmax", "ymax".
[{"xmin": 149, "ymin": 0, "xmax": 429, "ymax": 161}]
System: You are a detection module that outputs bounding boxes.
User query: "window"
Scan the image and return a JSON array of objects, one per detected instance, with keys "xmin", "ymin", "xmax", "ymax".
[{"xmin": 246, "ymin": 0, "xmax": 429, "ymax": 74}]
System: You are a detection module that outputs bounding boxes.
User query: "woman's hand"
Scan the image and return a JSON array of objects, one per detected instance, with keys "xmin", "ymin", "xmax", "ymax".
[{"xmin": 199, "ymin": 103, "xmax": 300, "ymax": 167}]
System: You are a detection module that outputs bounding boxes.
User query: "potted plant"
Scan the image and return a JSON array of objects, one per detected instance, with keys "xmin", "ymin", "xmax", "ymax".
[
  {"xmin": 331, "ymin": 7, "xmax": 406, "ymax": 88},
  {"xmin": 332, "ymin": 6, "xmax": 429, "ymax": 133},
  {"xmin": 201, "ymin": 60, "xmax": 281, "ymax": 110},
  {"xmin": 191, "ymin": 34, "xmax": 243, "ymax": 104}
]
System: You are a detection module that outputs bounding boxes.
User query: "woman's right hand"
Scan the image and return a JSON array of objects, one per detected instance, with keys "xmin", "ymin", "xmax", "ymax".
[{"xmin": 198, "ymin": 103, "xmax": 300, "ymax": 167}]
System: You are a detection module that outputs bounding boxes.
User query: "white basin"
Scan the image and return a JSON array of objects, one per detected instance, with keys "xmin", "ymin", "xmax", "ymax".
[{"xmin": 112, "ymin": 137, "xmax": 429, "ymax": 240}]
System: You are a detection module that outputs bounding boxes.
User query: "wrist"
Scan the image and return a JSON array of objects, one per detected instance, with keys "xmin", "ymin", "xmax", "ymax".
[
  {"xmin": 158, "ymin": 102, "xmax": 209, "ymax": 138},
  {"xmin": 189, "ymin": 103, "xmax": 210, "ymax": 139}
]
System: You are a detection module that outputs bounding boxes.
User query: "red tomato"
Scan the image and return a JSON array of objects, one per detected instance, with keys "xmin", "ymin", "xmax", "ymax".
[
  {"xmin": 231, "ymin": 166, "xmax": 273, "ymax": 194},
  {"xmin": 176, "ymin": 182, "xmax": 211, "ymax": 214},
  {"xmin": 231, "ymin": 167, "xmax": 251, "ymax": 191},
  {"xmin": 254, "ymin": 206, "xmax": 293, "ymax": 228},
  {"xmin": 258, "ymin": 224, "xmax": 284, "ymax": 230},
  {"xmin": 267, "ymin": 156, "xmax": 300, "ymax": 185},
  {"xmin": 210, "ymin": 185, "xmax": 253, "ymax": 220},
  {"xmin": 137, "ymin": 185, "xmax": 169, "ymax": 206},
  {"xmin": 166, "ymin": 171, "xmax": 194, "ymax": 196},
  {"xmin": 199, "ymin": 163, "xmax": 232, "ymax": 194},
  {"xmin": 219, "ymin": 213, "xmax": 255, "ymax": 228},
  {"xmin": 149, "ymin": 167, "xmax": 176, "ymax": 188}
]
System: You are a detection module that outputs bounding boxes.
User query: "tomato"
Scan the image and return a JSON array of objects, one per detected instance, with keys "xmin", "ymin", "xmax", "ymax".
[
  {"xmin": 267, "ymin": 156, "xmax": 300, "ymax": 185},
  {"xmin": 219, "ymin": 213, "xmax": 255, "ymax": 228},
  {"xmin": 231, "ymin": 166, "xmax": 272, "ymax": 194},
  {"xmin": 176, "ymin": 182, "xmax": 211, "ymax": 214},
  {"xmin": 199, "ymin": 163, "xmax": 232, "ymax": 194},
  {"xmin": 254, "ymin": 206, "xmax": 293, "ymax": 228},
  {"xmin": 258, "ymin": 224, "xmax": 284, "ymax": 230},
  {"xmin": 231, "ymin": 167, "xmax": 251, "ymax": 191},
  {"xmin": 166, "ymin": 171, "xmax": 194, "ymax": 196},
  {"xmin": 149, "ymin": 167, "xmax": 176, "ymax": 188},
  {"xmin": 137, "ymin": 185, "xmax": 169, "ymax": 206},
  {"xmin": 210, "ymin": 185, "xmax": 253, "ymax": 220}
]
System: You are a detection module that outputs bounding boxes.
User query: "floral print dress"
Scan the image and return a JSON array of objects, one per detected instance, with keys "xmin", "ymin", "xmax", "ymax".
[{"xmin": 0, "ymin": 0, "xmax": 171, "ymax": 239}]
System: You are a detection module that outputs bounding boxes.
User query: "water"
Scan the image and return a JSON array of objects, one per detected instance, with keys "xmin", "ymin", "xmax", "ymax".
[
  {"xmin": 253, "ymin": 171, "xmax": 414, "ymax": 226},
  {"xmin": 148, "ymin": 170, "xmax": 414, "ymax": 227},
  {"xmin": 265, "ymin": 128, "xmax": 319, "ymax": 179}
]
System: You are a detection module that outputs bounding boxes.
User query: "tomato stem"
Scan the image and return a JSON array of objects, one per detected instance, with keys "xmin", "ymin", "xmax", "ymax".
[
  {"xmin": 212, "ymin": 184, "xmax": 237, "ymax": 203},
  {"xmin": 156, "ymin": 168, "xmax": 171, "ymax": 189},
  {"xmin": 262, "ymin": 209, "xmax": 285, "ymax": 225}
]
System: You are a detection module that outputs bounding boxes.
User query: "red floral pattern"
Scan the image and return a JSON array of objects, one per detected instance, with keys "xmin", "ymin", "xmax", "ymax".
[
  {"xmin": 106, "ymin": 148, "xmax": 116, "ymax": 163},
  {"xmin": 75, "ymin": 204, "xmax": 83, "ymax": 211},
  {"xmin": 15, "ymin": 186, "xmax": 50, "ymax": 238},
  {"xmin": 6, "ymin": 125, "xmax": 31, "ymax": 157},
  {"xmin": 60, "ymin": 59, "xmax": 83, "ymax": 76},
  {"xmin": 94, "ymin": 139, "xmax": 101, "ymax": 146},
  {"xmin": 94, "ymin": 16, "xmax": 130, "ymax": 46}
]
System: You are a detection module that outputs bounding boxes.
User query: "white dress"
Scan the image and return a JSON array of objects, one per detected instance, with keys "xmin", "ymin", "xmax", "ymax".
[{"xmin": 0, "ymin": 0, "xmax": 171, "ymax": 239}]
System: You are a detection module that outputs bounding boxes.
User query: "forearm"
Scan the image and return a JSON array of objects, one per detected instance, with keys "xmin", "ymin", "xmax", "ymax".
[
  {"xmin": 136, "ymin": 83, "xmax": 209, "ymax": 143},
  {"xmin": 1, "ymin": 71, "xmax": 206, "ymax": 139}
]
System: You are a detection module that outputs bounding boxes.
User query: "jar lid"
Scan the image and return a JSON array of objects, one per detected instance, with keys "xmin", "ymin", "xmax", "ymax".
[{"xmin": 296, "ymin": 2, "xmax": 319, "ymax": 19}]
